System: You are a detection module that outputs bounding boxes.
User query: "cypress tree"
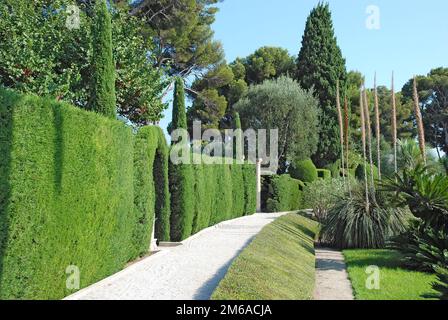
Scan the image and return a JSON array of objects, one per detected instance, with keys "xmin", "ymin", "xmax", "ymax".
[
  {"xmin": 171, "ymin": 77, "xmax": 187, "ymax": 130},
  {"xmin": 296, "ymin": 2, "xmax": 347, "ymax": 167},
  {"xmin": 234, "ymin": 112, "xmax": 243, "ymax": 160},
  {"xmin": 90, "ymin": 0, "xmax": 116, "ymax": 118}
]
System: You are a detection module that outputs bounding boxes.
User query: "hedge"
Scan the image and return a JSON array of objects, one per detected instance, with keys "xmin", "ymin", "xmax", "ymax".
[
  {"xmin": 133, "ymin": 126, "xmax": 170, "ymax": 257},
  {"xmin": 317, "ymin": 169, "xmax": 332, "ymax": 180},
  {"xmin": 212, "ymin": 214, "xmax": 320, "ymax": 300},
  {"xmin": 289, "ymin": 158, "xmax": 318, "ymax": 183},
  {"xmin": 170, "ymin": 157, "xmax": 257, "ymax": 242},
  {"xmin": 0, "ymin": 88, "xmax": 135, "ymax": 299},
  {"xmin": 265, "ymin": 174, "xmax": 304, "ymax": 213}
]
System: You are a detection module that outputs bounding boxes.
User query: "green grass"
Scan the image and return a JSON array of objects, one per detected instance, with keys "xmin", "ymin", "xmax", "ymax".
[
  {"xmin": 212, "ymin": 213, "xmax": 320, "ymax": 300},
  {"xmin": 343, "ymin": 249, "xmax": 439, "ymax": 300}
]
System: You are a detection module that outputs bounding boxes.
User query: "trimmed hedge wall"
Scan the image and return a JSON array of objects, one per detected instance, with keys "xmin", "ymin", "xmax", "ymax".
[
  {"xmin": 133, "ymin": 126, "xmax": 170, "ymax": 257},
  {"xmin": 0, "ymin": 88, "xmax": 135, "ymax": 299},
  {"xmin": 265, "ymin": 175, "xmax": 305, "ymax": 213},
  {"xmin": 170, "ymin": 159, "xmax": 257, "ymax": 242}
]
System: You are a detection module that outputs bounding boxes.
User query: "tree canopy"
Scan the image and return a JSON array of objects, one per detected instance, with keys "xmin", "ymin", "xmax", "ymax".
[
  {"xmin": 402, "ymin": 68, "xmax": 448, "ymax": 155},
  {"xmin": 0, "ymin": 0, "xmax": 167, "ymax": 125},
  {"xmin": 235, "ymin": 76, "xmax": 320, "ymax": 173}
]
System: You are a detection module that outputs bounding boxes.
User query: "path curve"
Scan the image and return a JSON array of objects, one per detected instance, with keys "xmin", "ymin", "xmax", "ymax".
[
  {"xmin": 314, "ymin": 248, "xmax": 354, "ymax": 300},
  {"xmin": 65, "ymin": 212, "xmax": 287, "ymax": 300}
]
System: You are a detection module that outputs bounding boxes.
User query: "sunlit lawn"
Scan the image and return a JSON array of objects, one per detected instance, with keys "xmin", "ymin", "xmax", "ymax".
[{"xmin": 343, "ymin": 249, "xmax": 439, "ymax": 300}]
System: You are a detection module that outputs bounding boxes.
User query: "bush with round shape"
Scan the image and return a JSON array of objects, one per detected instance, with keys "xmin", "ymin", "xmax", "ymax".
[{"xmin": 289, "ymin": 159, "xmax": 318, "ymax": 183}]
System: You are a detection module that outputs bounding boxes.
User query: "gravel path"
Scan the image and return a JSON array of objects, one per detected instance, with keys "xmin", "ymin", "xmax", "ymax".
[
  {"xmin": 65, "ymin": 212, "xmax": 287, "ymax": 300},
  {"xmin": 314, "ymin": 248, "xmax": 354, "ymax": 300}
]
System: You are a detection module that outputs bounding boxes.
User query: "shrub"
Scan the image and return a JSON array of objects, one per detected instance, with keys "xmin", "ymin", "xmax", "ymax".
[
  {"xmin": 325, "ymin": 160, "xmax": 341, "ymax": 178},
  {"xmin": 265, "ymin": 175, "xmax": 304, "ymax": 212},
  {"xmin": 289, "ymin": 158, "xmax": 317, "ymax": 183},
  {"xmin": 0, "ymin": 88, "xmax": 134, "ymax": 299},
  {"xmin": 355, "ymin": 162, "xmax": 379, "ymax": 181},
  {"xmin": 384, "ymin": 165, "xmax": 448, "ymax": 299},
  {"xmin": 170, "ymin": 158, "xmax": 257, "ymax": 241},
  {"xmin": 133, "ymin": 126, "xmax": 170, "ymax": 255},
  {"xmin": 317, "ymin": 169, "xmax": 331, "ymax": 180},
  {"xmin": 320, "ymin": 185, "xmax": 408, "ymax": 249},
  {"xmin": 303, "ymin": 178, "xmax": 346, "ymax": 221}
]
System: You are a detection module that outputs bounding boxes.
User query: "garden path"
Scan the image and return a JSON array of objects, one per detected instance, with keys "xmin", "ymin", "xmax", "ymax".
[
  {"xmin": 314, "ymin": 248, "xmax": 355, "ymax": 300},
  {"xmin": 65, "ymin": 212, "xmax": 287, "ymax": 300}
]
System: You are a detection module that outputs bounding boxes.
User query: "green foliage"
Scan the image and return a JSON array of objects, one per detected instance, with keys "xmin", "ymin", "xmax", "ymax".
[
  {"xmin": 90, "ymin": 0, "xmax": 116, "ymax": 118},
  {"xmin": 171, "ymin": 77, "xmax": 187, "ymax": 132},
  {"xmin": 355, "ymin": 162, "xmax": 379, "ymax": 181},
  {"xmin": 241, "ymin": 47, "xmax": 296, "ymax": 85},
  {"xmin": 296, "ymin": 3, "xmax": 347, "ymax": 167},
  {"xmin": 320, "ymin": 186, "xmax": 408, "ymax": 249},
  {"xmin": 289, "ymin": 159, "xmax": 318, "ymax": 183},
  {"xmin": 133, "ymin": 0, "xmax": 224, "ymax": 77},
  {"xmin": 235, "ymin": 77, "xmax": 319, "ymax": 172},
  {"xmin": 0, "ymin": 88, "xmax": 135, "ymax": 299},
  {"xmin": 134, "ymin": 126, "xmax": 171, "ymax": 250},
  {"xmin": 433, "ymin": 266, "xmax": 448, "ymax": 300},
  {"xmin": 170, "ymin": 159, "xmax": 257, "ymax": 241},
  {"xmin": 385, "ymin": 164, "xmax": 448, "ymax": 299},
  {"xmin": 402, "ymin": 68, "xmax": 448, "ymax": 154},
  {"xmin": 0, "ymin": 1, "xmax": 167, "ymax": 124},
  {"xmin": 265, "ymin": 175, "xmax": 304, "ymax": 212},
  {"xmin": 303, "ymin": 178, "xmax": 346, "ymax": 221},
  {"xmin": 212, "ymin": 214, "xmax": 319, "ymax": 300},
  {"xmin": 384, "ymin": 165, "xmax": 448, "ymax": 230},
  {"xmin": 317, "ymin": 169, "xmax": 332, "ymax": 180}
]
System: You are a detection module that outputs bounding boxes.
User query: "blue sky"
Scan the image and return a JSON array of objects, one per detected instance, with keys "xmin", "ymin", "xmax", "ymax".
[{"xmin": 160, "ymin": 0, "xmax": 448, "ymax": 134}]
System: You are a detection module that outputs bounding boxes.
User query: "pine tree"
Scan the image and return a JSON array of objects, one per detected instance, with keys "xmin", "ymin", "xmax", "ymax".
[
  {"xmin": 172, "ymin": 77, "xmax": 187, "ymax": 130},
  {"xmin": 90, "ymin": 0, "xmax": 116, "ymax": 118},
  {"xmin": 296, "ymin": 2, "xmax": 347, "ymax": 167}
]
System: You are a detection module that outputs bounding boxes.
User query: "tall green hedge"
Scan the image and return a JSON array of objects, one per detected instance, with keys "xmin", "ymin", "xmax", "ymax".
[
  {"xmin": 133, "ymin": 126, "xmax": 170, "ymax": 257},
  {"xmin": 170, "ymin": 159, "xmax": 257, "ymax": 242},
  {"xmin": 265, "ymin": 175, "xmax": 304, "ymax": 213},
  {"xmin": 0, "ymin": 88, "xmax": 134, "ymax": 299}
]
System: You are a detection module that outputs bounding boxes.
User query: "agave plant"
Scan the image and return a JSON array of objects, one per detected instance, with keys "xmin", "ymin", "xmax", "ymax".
[{"xmin": 320, "ymin": 185, "xmax": 409, "ymax": 249}]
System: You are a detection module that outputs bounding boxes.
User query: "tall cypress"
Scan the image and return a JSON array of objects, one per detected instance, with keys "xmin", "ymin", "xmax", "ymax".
[
  {"xmin": 171, "ymin": 77, "xmax": 187, "ymax": 130},
  {"xmin": 296, "ymin": 2, "xmax": 347, "ymax": 167},
  {"xmin": 90, "ymin": 0, "xmax": 116, "ymax": 118}
]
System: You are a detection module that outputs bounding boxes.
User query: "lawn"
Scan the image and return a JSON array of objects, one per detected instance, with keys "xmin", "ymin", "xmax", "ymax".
[
  {"xmin": 343, "ymin": 249, "xmax": 439, "ymax": 300},
  {"xmin": 211, "ymin": 213, "xmax": 320, "ymax": 300}
]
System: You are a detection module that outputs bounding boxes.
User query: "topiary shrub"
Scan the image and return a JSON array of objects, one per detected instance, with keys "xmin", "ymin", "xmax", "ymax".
[
  {"xmin": 325, "ymin": 160, "xmax": 341, "ymax": 178},
  {"xmin": 317, "ymin": 169, "xmax": 331, "ymax": 180},
  {"xmin": 289, "ymin": 158, "xmax": 318, "ymax": 183},
  {"xmin": 265, "ymin": 175, "xmax": 303, "ymax": 212},
  {"xmin": 355, "ymin": 162, "xmax": 379, "ymax": 181}
]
